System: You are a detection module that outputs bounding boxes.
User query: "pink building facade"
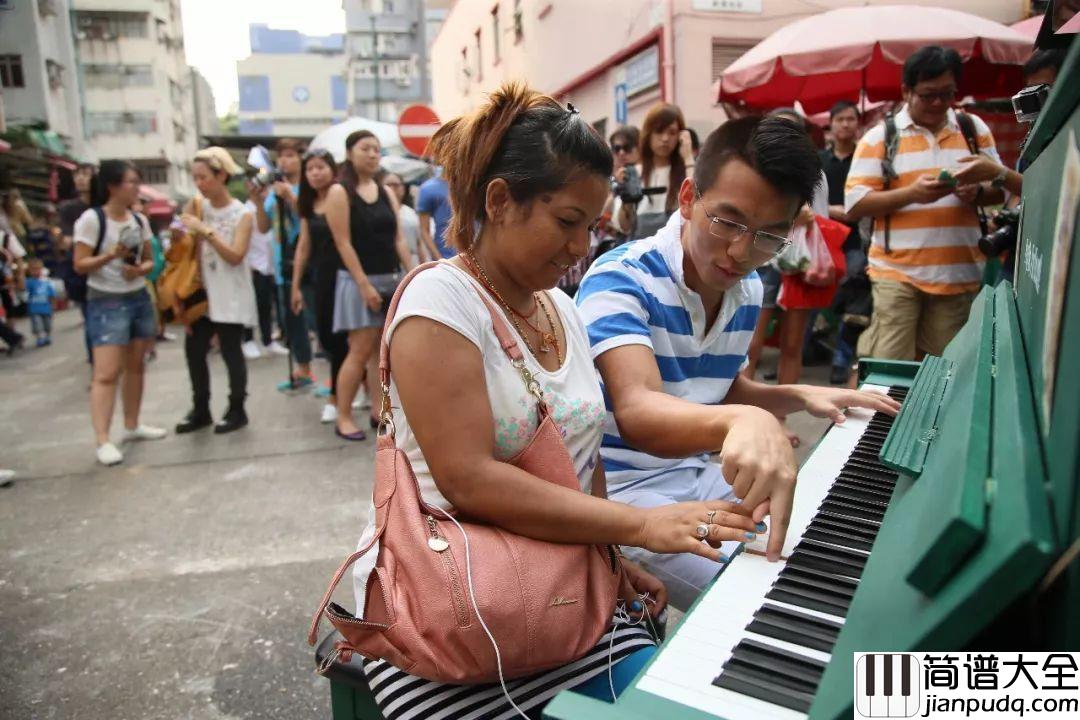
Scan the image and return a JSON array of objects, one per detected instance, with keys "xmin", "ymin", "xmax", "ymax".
[{"xmin": 430, "ymin": 0, "xmax": 1028, "ymax": 139}]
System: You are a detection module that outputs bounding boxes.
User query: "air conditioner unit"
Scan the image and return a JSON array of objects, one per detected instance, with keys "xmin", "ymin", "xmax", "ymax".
[
  {"xmin": 395, "ymin": 76, "xmax": 411, "ymax": 88},
  {"xmin": 75, "ymin": 30, "xmax": 87, "ymax": 40}
]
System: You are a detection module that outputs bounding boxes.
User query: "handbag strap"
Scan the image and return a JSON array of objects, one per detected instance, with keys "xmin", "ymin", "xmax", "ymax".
[{"xmin": 376, "ymin": 261, "xmax": 546, "ymax": 427}]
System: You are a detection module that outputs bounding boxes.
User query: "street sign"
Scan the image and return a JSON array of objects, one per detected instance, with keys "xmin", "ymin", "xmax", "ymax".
[
  {"xmin": 614, "ymin": 83, "xmax": 628, "ymax": 125},
  {"xmin": 398, "ymin": 104, "xmax": 441, "ymax": 157}
]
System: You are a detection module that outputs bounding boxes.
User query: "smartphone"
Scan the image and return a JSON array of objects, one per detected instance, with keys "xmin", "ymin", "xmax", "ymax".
[{"xmin": 937, "ymin": 168, "xmax": 958, "ymax": 187}]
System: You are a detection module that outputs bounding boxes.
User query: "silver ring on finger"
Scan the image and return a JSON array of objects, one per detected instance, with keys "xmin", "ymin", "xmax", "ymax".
[
  {"xmin": 696, "ymin": 523, "xmax": 709, "ymax": 539},
  {"xmin": 706, "ymin": 510, "xmax": 716, "ymax": 524}
]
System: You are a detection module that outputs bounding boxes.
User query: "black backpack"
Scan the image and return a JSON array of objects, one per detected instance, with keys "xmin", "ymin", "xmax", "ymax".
[{"xmin": 881, "ymin": 111, "xmax": 990, "ymax": 253}]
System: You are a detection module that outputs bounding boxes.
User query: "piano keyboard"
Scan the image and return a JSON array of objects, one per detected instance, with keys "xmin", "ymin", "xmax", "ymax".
[
  {"xmin": 855, "ymin": 653, "xmax": 918, "ymax": 718},
  {"xmin": 636, "ymin": 384, "xmax": 907, "ymax": 719}
]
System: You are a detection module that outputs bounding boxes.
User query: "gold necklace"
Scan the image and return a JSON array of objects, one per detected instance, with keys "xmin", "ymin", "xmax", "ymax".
[{"xmin": 461, "ymin": 252, "xmax": 562, "ymax": 363}]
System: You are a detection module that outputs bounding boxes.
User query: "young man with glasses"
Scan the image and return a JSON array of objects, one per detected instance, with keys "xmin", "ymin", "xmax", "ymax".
[
  {"xmin": 845, "ymin": 45, "xmax": 1004, "ymax": 361},
  {"xmin": 576, "ymin": 117, "xmax": 898, "ymax": 609}
]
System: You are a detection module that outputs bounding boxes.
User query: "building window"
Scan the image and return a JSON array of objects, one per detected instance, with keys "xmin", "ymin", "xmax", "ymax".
[
  {"xmin": 173, "ymin": 121, "xmax": 186, "ymax": 143},
  {"xmin": 474, "ymin": 29, "xmax": 482, "ymax": 81},
  {"xmin": 0, "ymin": 55, "xmax": 25, "ymax": 88},
  {"xmin": 38, "ymin": 0, "xmax": 59, "ymax": 18},
  {"xmin": 383, "ymin": 0, "xmax": 395, "ymax": 12},
  {"xmin": 86, "ymin": 111, "xmax": 157, "ymax": 136},
  {"xmin": 45, "ymin": 59, "xmax": 64, "ymax": 90},
  {"xmin": 513, "ymin": 0, "xmax": 524, "ymax": 43},
  {"xmin": 74, "ymin": 11, "xmax": 149, "ymax": 40},
  {"xmin": 491, "ymin": 6, "xmax": 500, "ymax": 63},
  {"xmin": 135, "ymin": 160, "xmax": 169, "ymax": 185},
  {"xmin": 711, "ymin": 38, "xmax": 755, "ymax": 82},
  {"xmin": 83, "ymin": 64, "xmax": 153, "ymax": 89}
]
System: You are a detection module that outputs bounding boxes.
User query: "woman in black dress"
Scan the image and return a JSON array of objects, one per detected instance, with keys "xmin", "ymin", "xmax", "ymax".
[{"xmin": 333, "ymin": 130, "xmax": 414, "ymax": 433}]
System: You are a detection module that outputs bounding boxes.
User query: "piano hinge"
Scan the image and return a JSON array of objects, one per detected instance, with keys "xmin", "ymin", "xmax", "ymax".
[{"xmin": 984, "ymin": 476, "xmax": 997, "ymax": 504}]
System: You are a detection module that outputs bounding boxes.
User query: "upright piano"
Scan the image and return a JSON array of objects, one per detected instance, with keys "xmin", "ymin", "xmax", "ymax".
[{"xmin": 545, "ymin": 36, "xmax": 1080, "ymax": 720}]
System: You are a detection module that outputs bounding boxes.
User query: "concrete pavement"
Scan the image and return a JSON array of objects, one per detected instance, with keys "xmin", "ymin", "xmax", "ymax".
[{"xmin": 0, "ymin": 306, "xmax": 832, "ymax": 719}]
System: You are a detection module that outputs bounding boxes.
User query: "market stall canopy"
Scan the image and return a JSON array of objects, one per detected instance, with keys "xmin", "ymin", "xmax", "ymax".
[
  {"xmin": 138, "ymin": 184, "xmax": 177, "ymax": 217},
  {"xmin": 307, "ymin": 117, "xmax": 402, "ymax": 163},
  {"xmin": 717, "ymin": 5, "xmax": 1032, "ymax": 114}
]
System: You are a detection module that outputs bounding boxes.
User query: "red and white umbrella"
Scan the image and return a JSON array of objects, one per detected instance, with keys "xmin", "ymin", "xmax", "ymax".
[{"xmin": 717, "ymin": 5, "xmax": 1033, "ymax": 114}]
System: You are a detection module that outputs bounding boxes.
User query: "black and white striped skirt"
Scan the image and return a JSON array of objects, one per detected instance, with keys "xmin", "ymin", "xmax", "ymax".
[{"xmin": 361, "ymin": 623, "xmax": 656, "ymax": 720}]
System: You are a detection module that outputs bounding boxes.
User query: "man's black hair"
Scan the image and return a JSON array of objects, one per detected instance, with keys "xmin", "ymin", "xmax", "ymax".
[
  {"xmin": 694, "ymin": 116, "xmax": 822, "ymax": 207},
  {"xmin": 902, "ymin": 45, "xmax": 963, "ymax": 88},
  {"xmin": 608, "ymin": 125, "xmax": 640, "ymax": 148},
  {"xmin": 829, "ymin": 100, "xmax": 861, "ymax": 121},
  {"xmin": 1023, "ymin": 49, "xmax": 1065, "ymax": 80}
]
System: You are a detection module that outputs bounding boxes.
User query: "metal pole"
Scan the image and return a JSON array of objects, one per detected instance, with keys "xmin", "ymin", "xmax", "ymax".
[{"xmin": 371, "ymin": 15, "xmax": 380, "ymax": 121}]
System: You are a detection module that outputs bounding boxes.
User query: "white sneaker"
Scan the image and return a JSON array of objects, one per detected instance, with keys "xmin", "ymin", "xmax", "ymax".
[
  {"xmin": 242, "ymin": 340, "xmax": 262, "ymax": 359},
  {"xmin": 123, "ymin": 424, "xmax": 168, "ymax": 442},
  {"xmin": 0, "ymin": 469, "xmax": 14, "ymax": 483},
  {"xmin": 267, "ymin": 340, "xmax": 290, "ymax": 356},
  {"xmin": 320, "ymin": 404, "xmax": 338, "ymax": 424},
  {"xmin": 96, "ymin": 442, "xmax": 124, "ymax": 466}
]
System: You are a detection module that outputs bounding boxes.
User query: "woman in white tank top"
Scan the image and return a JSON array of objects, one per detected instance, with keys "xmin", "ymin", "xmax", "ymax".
[{"xmin": 175, "ymin": 147, "xmax": 257, "ymax": 435}]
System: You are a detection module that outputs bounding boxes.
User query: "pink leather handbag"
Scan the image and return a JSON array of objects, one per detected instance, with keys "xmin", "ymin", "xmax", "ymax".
[{"xmin": 308, "ymin": 262, "xmax": 623, "ymax": 685}]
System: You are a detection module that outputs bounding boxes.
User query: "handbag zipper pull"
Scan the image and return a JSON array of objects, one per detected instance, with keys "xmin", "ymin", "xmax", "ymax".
[{"xmin": 426, "ymin": 515, "xmax": 449, "ymax": 552}]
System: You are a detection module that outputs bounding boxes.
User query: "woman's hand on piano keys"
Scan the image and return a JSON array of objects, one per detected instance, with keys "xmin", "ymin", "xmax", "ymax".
[
  {"xmin": 635, "ymin": 500, "xmax": 761, "ymax": 562},
  {"xmin": 799, "ymin": 387, "xmax": 902, "ymax": 424}
]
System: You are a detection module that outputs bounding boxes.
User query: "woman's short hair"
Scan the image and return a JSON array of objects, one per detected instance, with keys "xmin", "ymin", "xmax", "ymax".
[{"xmin": 427, "ymin": 81, "xmax": 613, "ymax": 252}]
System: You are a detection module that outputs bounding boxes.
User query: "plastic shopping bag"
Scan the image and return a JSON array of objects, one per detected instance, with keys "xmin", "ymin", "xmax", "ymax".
[
  {"xmin": 775, "ymin": 223, "xmax": 811, "ymax": 274},
  {"xmin": 802, "ymin": 219, "xmax": 836, "ymax": 287}
]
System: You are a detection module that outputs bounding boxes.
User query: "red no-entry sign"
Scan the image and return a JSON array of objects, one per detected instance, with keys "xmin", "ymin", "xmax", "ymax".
[{"xmin": 398, "ymin": 105, "xmax": 442, "ymax": 157}]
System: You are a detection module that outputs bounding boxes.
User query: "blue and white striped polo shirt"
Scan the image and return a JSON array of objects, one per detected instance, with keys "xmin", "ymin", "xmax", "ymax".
[{"xmin": 575, "ymin": 211, "xmax": 762, "ymax": 490}]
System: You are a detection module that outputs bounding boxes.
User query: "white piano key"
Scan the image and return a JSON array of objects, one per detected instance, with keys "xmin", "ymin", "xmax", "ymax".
[{"xmin": 744, "ymin": 383, "xmax": 891, "ymax": 558}]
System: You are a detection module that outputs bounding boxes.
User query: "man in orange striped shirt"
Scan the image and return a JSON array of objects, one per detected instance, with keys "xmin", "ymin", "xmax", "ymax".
[{"xmin": 845, "ymin": 46, "xmax": 1004, "ymax": 360}]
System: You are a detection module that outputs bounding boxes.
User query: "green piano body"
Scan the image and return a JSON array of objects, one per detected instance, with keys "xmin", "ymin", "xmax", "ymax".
[{"xmin": 545, "ymin": 35, "xmax": 1080, "ymax": 720}]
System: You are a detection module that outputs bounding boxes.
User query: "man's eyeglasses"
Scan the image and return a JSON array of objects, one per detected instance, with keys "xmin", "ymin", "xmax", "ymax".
[
  {"xmin": 695, "ymin": 190, "xmax": 792, "ymax": 258},
  {"xmin": 913, "ymin": 87, "xmax": 957, "ymax": 104},
  {"xmin": 611, "ymin": 144, "xmax": 633, "ymax": 154}
]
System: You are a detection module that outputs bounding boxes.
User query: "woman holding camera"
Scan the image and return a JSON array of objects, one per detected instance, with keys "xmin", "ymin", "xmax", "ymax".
[
  {"xmin": 612, "ymin": 103, "xmax": 694, "ymax": 240},
  {"xmin": 174, "ymin": 147, "xmax": 257, "ymax": 436},
  {"xmin": 73, "ymin": 160, "xmax": 165, "ymax": 466},
  {"xmin": 333, "ymin": 130, "xmax": 414, "ymax": 435}
]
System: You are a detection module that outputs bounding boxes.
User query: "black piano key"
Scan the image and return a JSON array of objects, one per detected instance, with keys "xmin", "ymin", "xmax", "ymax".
[
  {"xmin": 902, "ymin": 654, "xmax": 911, "ymax": 696},
  {"xmin": 835, "ymin": 476, "xmax": 895, "ymax": 494},
  {"xmin": 809, "ymin": 516, "xmax": 880, "ymax": 545},
  {"xmin": 828, "ymin": 486, "xmax": 890, "ymax": 509},
  {"xmin": 845, "ymin": 459, "xmax": 897, "ymax": 477},
  {"xmin": 884, "ymin": 653, "xmax": 893, "ymax": 695},
  {"xmin": 867, "ymin": 653, "xmax": 876, "ymax": 696},
  {"xmin": 819, "ymin": 498, "xmax": 884, "ymax": 522},
  {"xmin": 767, "ymin": 582, "xmax": 851, "ymax": 617},
  {"xmin": 820, "ymin": 505, "xmax": 881, "ymax": 526},
  {"xmin": 722, "ymin": 657, "xmax": 820, "ymax": 696},
  {"xmin": 788, "ymin": 546, "xmax": 865, "ymax": 579},
  {"xmin": 779, "ymin": 564, "xmax": 859, "ymax": 597},
  {"xmin": 834, "ymin": 479, "xmax": 895, "ymax": 501},
  {"xmin": 804, "ymin": 524, "xmax": 874, "ymax": 552},
  {"xmin": 731, "ymin": 638, "xmax": 827, "ymax": 684},
  {"xmin": 714, "ymin": 665, "xmax": 815, "ymax": 714},
  {"xmin": 747, "ymin": 603, "xmax": 842, "ymax": 652}
]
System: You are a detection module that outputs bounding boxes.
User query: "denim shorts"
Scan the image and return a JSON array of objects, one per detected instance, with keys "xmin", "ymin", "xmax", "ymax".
[{"xmin": 86, "ymin": 288, "xmax": 157, "ymax": 347}]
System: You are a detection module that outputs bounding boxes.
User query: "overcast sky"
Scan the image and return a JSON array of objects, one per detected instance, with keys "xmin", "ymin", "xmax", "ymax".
[{"xmin": 182, "ymin": 0, "xmax": 347, "ymax": 115}]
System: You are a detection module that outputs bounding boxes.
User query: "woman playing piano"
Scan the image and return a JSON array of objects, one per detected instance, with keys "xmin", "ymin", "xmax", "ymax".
[{"xmin": 345, "ymin": 83, "xmax": 765, "ymax": 719}]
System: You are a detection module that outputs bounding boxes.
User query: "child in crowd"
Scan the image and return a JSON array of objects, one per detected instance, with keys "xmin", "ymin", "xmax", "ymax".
[{"xmin": 25, "ymin": 258, "xmax": 56, "ymax": 347}]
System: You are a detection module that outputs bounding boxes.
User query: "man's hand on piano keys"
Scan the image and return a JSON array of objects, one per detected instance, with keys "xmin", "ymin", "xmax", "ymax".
[
  {"xmin": 799, "ymin": 387, "xmax": 902, "ymax": 425},
  {"xmin": 718, "ymin": 406, "xmax": 798, "ymax": 562},
  {"xmin": 635, "ymin": 500, "xmax": 761, "ymax": 563}
]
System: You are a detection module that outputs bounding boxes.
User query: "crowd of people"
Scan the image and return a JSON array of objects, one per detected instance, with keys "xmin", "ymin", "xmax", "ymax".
[{"xmin": 0, "ymin": 35, "xmax": 1065, "ymax": 713}]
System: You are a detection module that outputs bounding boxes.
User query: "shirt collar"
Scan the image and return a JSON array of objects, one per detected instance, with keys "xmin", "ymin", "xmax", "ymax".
[{"xmin": 896, "ymin": 104, "xmax": 960, "ymax": 133}]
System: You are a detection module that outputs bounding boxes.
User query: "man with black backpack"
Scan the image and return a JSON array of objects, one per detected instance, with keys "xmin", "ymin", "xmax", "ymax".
[{"xmin": 845, "ymin": 45, "xmax": 1004, "ymax": 361}]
